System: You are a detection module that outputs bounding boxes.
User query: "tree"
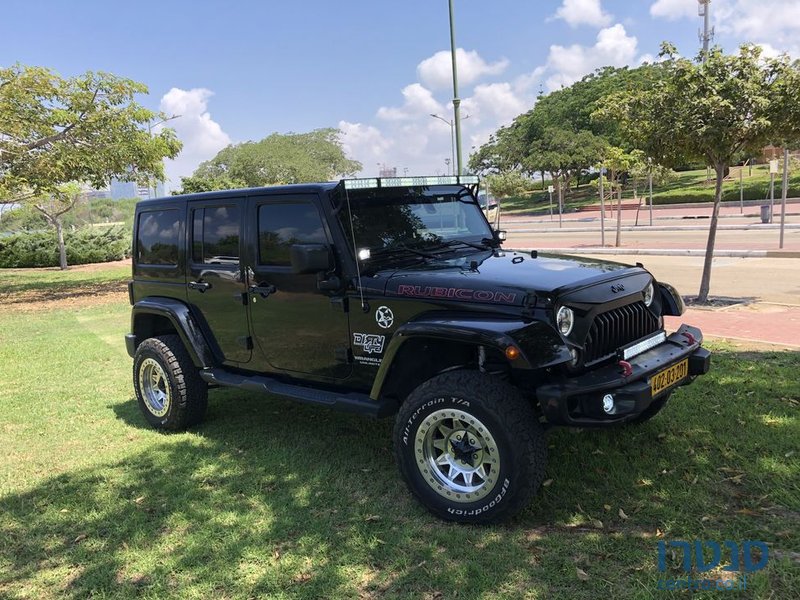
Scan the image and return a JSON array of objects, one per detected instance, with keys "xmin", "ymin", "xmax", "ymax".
[
  {"xmin": 174, "ymin": 172, "xmax": 246, "ymax": 195},
  {"xmin": 468, "ymin": 65, "xmax": 659, "ymax": 208},
  {"xmin": 597, "ymin": 44, "xmax": 800, "ymax": 302},
  {"xmin": 0, "ymin": 64, "xmax": 182, "ymax": 268},
  {"xmin": 182, "ymin": 128, "xmax": 361, "ymax": 192}
]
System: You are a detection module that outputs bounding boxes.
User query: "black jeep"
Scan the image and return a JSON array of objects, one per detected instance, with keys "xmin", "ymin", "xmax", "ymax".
[{"xmin": 126, "ymin": 175, "xmax": 710, "ymax": 523}]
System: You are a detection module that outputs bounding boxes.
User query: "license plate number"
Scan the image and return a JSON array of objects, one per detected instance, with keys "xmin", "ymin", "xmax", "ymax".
[{"xmin": 650, "ymin": 359, "xmax": 689, "ymax": 397}]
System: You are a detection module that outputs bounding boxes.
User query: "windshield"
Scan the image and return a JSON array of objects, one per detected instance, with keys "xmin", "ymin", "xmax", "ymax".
[{"xmin": 337, "ymin": 185, "xmax": 493, "ymax": 253}]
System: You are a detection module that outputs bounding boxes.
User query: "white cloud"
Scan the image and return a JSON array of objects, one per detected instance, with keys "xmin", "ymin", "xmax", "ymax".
[
  {"xmin": 649, "ymin": 0, "xmax": 698, "ymax": 20},
  {"xmin": 157, "ymin": 87, "xmax": 231, "ymax": 187},
  {"xmin": 461, "ymin": 83, "xmax": 527, "ymax": 126},
  {"xmin": 716, "ymin": 1, "xmax": 800, "ymax": 56},
  {"xmin": 338, "ymin": 120, "xmax": 393, "ymax": 161},
  {"xmin": 553, "ymin": 0, "xmax": 613, "ymax": 28},
  {"xmin": 417, "ymin": 48, "xmax": 509, "ymax": 89},
  {"xmin": 544, "ymin": 24, "xmax": 639, "ymax": 90},
  {"xmin": 376, "ymin": 83, "xmax": 444, "ymax": 121}
]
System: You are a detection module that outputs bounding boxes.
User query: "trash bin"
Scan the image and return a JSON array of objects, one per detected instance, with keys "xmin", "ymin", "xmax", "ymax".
[{"xmin": 760, "ymin": 205, "xmax": 771, "ymax": 223}]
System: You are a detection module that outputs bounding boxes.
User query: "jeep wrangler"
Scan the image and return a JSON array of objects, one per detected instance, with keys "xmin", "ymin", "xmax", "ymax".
[{"xmin": 126, "ymin": 175, "xmax": 710, "ymax": 523}]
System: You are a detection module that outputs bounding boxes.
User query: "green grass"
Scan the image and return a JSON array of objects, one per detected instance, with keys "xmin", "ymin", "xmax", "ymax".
[{"xmin": 0, "ymin": 265, "xmax": 798, "ymax": 598}]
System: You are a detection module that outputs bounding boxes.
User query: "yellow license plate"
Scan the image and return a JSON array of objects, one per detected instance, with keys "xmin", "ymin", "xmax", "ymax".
[{"xmin": 650, "ymin": 359, "xmax": 689, "ymax": 397}]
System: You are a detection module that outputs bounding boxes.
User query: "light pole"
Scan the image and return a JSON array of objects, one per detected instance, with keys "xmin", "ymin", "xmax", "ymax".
[
  {"xmin": 444, "ymin": 158, "xmax": 451, "ymax": 175},
  {"xmin": 430, "ymin": 113, "xmax": 469, "ymax": 175},
  {"xmin": 448, "ymin": 0, "xmax": 464, "ymax": 174},
  {"xmin": 147, "ymin": 114, "xmax": 180, "ymax": 197}
]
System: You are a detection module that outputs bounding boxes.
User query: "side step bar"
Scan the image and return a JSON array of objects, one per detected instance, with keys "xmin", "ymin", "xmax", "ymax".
[{"xmin": 199, "ymin": 369, "xmax": 398, "ymax": 418}]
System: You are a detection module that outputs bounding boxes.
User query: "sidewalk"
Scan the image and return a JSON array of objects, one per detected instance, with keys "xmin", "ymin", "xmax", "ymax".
[{"xmin": 666, "ymin": 304, "xmax": 800, "ymax": 350}]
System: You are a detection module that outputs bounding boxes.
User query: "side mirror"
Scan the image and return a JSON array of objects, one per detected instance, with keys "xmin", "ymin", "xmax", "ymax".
[{"xmin": 290, "ymin": 244, "xmax": 332, "ymax": 274}]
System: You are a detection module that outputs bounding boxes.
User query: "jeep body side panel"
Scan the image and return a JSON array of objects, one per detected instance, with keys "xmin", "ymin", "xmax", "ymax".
[
  {"xmin": 131, "ymin": 200, "xmax": 188, "ymax": 304},
  {"xmin": 368, "ymin": 314, "xmax": 571, "ymax": 400},
  {"xmin": 242, "ymin": 192, "xmax": 352, "ymax": 381},
  {"xmin": 128, "ymin": 297, "xmax": 216, "ymax": 368},
  {"xmin": 185, "ymin": 197, "xmax": 252, "ymax": 364}
]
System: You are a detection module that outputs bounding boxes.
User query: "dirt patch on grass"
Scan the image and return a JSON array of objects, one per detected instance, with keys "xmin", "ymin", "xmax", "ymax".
[
  {"xmin": 0, "ymin": 286, "xmax": 129, "ymax": 313},
  {"xmin": 0, "ymin": 259, "xmax": 131, "ymax": 312}
]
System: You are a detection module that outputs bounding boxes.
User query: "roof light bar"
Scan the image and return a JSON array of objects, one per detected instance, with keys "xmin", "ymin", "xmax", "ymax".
[
  {"xmin": 343, "ymin": 178, "xmax": 379, "ymax": 190},
  {"xmin": 342, "ymin": 175, "xmax": 479, "ymax": 190}
]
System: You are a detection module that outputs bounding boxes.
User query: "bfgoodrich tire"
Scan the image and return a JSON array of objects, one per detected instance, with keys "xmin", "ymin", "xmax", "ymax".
[
  {"xmin": 393, "ymin": 371, "xmax": 547, "ymax": 523},
  {"xmin": 133, "ymin": 335, "xmax": 208, "ymax": 431}
]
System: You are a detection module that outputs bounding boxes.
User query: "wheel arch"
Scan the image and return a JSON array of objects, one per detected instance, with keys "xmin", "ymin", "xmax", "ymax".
[
  {"xmin": 370, "ymin": 319, "xmax": 535, "ymax": 404},
  {"xmin": 129, "ymin": 298, "xmax": 215, "ymax": 368}
]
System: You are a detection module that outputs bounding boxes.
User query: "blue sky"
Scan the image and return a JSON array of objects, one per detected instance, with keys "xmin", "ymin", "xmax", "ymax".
[{"xmin": 2, "ymin": 0, "xmax": 798, "ymax": 187}]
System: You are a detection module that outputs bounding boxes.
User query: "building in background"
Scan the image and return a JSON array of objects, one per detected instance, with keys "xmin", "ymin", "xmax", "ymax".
[{"xmin": 110, "ymin": 178, "xmax": 164, "ymax": 200}]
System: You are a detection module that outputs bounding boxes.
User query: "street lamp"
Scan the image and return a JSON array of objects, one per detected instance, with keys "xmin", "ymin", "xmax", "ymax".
[
  {"xmin": 448, "ymin": 0, "xmax": 464, "ymax": 175},
  {"xmin": 147, "ymin": 114, "xmax": 180, "ymax": 197},
  {"xmin": 430, "ymin": 113, "xmax": 470, "ymax": 175}
]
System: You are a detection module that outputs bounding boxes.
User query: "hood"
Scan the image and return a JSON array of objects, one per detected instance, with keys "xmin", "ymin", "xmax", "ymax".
[{"xmin": 363, "ymin": 250, "xmax": 644, "ymax": 307}]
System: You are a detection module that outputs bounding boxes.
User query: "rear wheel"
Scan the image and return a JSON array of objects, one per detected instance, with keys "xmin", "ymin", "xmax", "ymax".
[
  {"xmin": 133, "ymin": 335, "xmax": 208, "ymax": 430},
  {"xmin": 393, "ymin": 371, "xmax": 547, "ymax": 523}
]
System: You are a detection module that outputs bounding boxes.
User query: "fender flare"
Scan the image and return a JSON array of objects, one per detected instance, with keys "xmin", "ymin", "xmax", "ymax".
[
  {"xmin": 369, "ymin": 315, "xmax": 570, "ymax": 400},
  {"xmin": 129, "ymin": 298, "xmax": 215, "ymax": 368},
  {"xmin": 658, "ymin": 282, "xmax": 685, "ymax": 316}
]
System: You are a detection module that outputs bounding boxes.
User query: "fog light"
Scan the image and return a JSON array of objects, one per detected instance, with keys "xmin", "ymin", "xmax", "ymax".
[{"xmin": 602, "ymin": 394, "xmax": 616, "ymax": 414}]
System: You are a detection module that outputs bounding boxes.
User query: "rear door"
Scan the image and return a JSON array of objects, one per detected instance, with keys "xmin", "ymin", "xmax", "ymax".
[
  {"xmin": 244, "ymin": 194, "xmax": 351, "ymax": 380},
  {"xmin": 187, "ymin": 199, "xmax": 251, "ymax": 364}
]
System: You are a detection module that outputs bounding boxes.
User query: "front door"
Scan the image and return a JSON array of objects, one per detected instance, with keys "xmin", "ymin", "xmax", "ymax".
[
  {"xmin": 187, "ymin": 200, "xmax": 251, "ymax": 364},
  {"xmin": 244, "ymin": 194, "xmax": 351, "ymax": 380}
]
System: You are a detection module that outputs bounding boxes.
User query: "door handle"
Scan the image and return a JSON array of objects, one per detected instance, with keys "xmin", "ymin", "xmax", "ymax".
[
  {"xmin": 188, "ymin": 281, "xmax": 212, "ymax": 292},
  {"xmin": 249, "ymin": 284, "xmax": 276, "ymax": 298}
]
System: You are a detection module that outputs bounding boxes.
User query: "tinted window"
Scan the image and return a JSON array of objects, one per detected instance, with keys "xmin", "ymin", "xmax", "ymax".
[
  {"xmin": 137, "ymin": 209, "xmax": 180, "ymax": 265},
  {"xmin": 191, "ymin": 205, "xmax": 240, "ymax": 265},
  {"xmin": 258, "ymin": 203, "xmax": 327, "ymax": 266}
]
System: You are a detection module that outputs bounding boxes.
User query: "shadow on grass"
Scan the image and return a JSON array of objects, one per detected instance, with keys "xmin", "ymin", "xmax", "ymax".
[{"xmin": 1, "ymin": 350, "xmax": 798, "ymax": 598}]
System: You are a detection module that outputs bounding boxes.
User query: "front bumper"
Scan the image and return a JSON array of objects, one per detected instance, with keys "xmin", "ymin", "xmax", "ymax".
[{"xmin": 536, "ymin": 324, "xmax": 710, "ymax": 427}]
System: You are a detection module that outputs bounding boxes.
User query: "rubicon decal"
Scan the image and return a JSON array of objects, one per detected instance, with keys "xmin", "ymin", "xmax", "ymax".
[{"xmin": 395, "ymin": 284, "xmax": 516, "ymax": 304}]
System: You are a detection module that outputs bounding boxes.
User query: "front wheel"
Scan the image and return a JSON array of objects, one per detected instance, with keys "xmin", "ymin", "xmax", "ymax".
[{"xmin": 393, "ymin": 371, "xmax": 547, "ymax": 523}]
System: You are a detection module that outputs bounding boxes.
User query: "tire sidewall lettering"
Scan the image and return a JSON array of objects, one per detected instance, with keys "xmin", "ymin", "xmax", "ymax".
[
  {"xmin": 402, "ymin": 396, "xmax": 470, "ymax": 446},
  {"xmin": 446, "ymin": 478, "xmax": 511, "ymax": 516}
]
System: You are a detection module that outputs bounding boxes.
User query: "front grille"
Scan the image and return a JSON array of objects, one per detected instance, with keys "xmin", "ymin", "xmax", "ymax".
[{"xmin": 583, "ymin": 301, "xmax": 659, "ymax": 365}]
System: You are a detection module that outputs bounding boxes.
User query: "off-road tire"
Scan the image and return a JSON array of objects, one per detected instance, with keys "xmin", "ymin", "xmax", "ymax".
[
  {"xmin": 133, "ymin": 335, "xmax": 208, "ymax": 430},
  {"xmin": 628, "ymin": 392, "xmax": 672, "ymax": 425},
  {"xmin": 393, "ymin": 370, "xmax": 547, "ymax": 524}
]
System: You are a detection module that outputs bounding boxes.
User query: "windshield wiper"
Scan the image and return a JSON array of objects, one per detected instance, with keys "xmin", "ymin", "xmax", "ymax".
[{"xmin": 371, "ymin": 243, "xmax": 438, "ymax": 259}]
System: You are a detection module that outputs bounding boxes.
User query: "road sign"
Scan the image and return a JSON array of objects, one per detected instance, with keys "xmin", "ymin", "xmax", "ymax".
[
  {"xmin": 547, "ymin": 185, "xmax": 554, "ymax": 193},
  {"xmin": 769, "ymin": 160, "xmax": 779, "ymax": 174}
]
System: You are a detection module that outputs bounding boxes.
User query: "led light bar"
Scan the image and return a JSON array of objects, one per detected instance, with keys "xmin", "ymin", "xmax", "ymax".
[
  {"xmin": 342, "ymin": 175, "xmax": 479, "ymax": 190},
  {"xmin": 621, "ymin": 331, "xmax": 667, "ymax": 360},
  {"xmin": 343, "ymin": 178, "xmax": 379, "ymax": 190}
]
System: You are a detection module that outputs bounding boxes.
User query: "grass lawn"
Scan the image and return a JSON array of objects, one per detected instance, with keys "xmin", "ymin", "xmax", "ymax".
[{"xmin": 0, "ymin": 264, "xmax": 798, "ymax": 598}]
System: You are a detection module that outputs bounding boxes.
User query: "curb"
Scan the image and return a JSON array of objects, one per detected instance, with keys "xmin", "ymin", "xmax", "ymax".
[
  {"xmin": 507, "ymin": 223, "xmax": 800, "ymax": 234},
  {"xmin": 518, "ymin": 247, "xmax": 800, "ymax": 259}
]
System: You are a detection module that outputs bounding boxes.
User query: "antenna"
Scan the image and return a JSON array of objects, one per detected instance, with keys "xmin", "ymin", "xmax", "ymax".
[
  {"xmin": 343, "ymin": 185, "xmax": 367, "ymax": 312},
  {"xmin": 697, "ymin": 0, "xmax": 714, "ymax": 60}
]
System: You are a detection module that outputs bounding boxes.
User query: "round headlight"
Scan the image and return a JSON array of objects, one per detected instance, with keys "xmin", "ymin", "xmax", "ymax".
[
  {"xmin": 556, "ymin": 306, "xmax": 574, "ymax": 336},
  {"xmin": 643, "ymin": 282, "xmax": 654, "ymax": 306}
]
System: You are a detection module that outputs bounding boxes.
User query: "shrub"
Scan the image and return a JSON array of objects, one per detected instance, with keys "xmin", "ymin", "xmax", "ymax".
[{"xmin": 0, "ymin": 226, "xmax": 131, "ymax": 268}]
